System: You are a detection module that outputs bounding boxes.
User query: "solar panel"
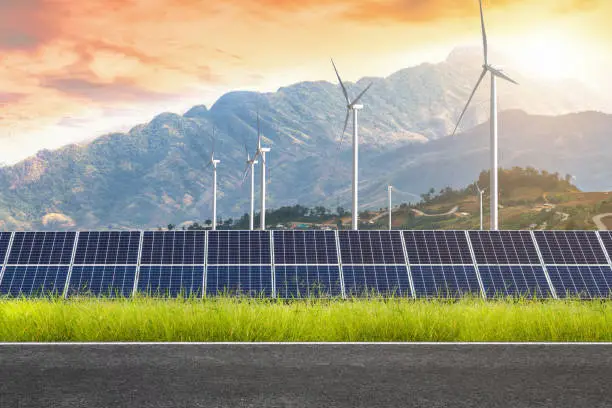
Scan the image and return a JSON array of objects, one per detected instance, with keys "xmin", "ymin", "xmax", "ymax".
[
  {"xmin": 534, "ymin": 231, "xmax": 608, "ymax": 265},
  {"xmin": 469, "ymin": 231, "xmax": 540, "ymax": 265},
  {"xmin": 137, "ymin": 266, "xmax": 204, "ymax": 297},
  {"xmin": 275, "ymin": 265, "xmax": 342, "ymax": 298},
  {"xmin": 74, "ymin": 231, "xmax": 141, "ymax": 265},
  {"xmin": 342, "ymin": 265, "xmax": 411, "ymax": 297},
  {"xmin": 0, "ymin": 232, "xmax": 12, "ymax": 263},
  {"xmin": 478, "ymin": 265, "xmax": 552, "ymax": 298},
  {"xmin": 410, "ymin": 265, "xmax": 481, "ymax": 298},
  {"xmin": 403, "ymin": 231, "xmax": 473, "ymax": 264},
  {"xmin": 206, "ymin": 265, "xmax": 273, "ymax": 297},
  {"xmin": 207, "ymin": 231, "xmax": 271, "ymax": 265},
  {"xmin": 597, "ymin": 231, "xmax": 612, "ymax": 261},
  {"xmin": 67, "ymin": 265, "xmax": 137, "ymax": 298},
  {"xmin": 546, "ymin": 265, "xmax": 612, "ymax": 298},
  {"xmin": 273, "ymin": 231, "xmax": 338, "ymax": 265},
  {"xmin": 141, "ymin": 231, "xmax": 205, "ymax": 265},
  {"xmin": 0, "ymin": 266, "xmax": 69, "ymax": 297},
  {"xmin": 338, "ymin": 231, "xmax": 405, "ymax": 265},
  {"xmin": 7, "ymin": 232, "xmax": 76, "ymax": 265}
]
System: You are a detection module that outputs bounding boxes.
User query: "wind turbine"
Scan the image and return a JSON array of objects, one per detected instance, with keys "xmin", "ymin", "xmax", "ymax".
[
  {"xmin": 206, "ymin": 127, "xmax": 221, "ymax": 230},
  {"xmin": 475, "ymin": 183, "xmax": 486, "ymax": 230},
  {"xmin": 451, "ymin": 0, "xmax": 518, "ymax": 231},
  {"xmin": 332, "ymin": 59, "xmax": 373, "ymax": 230},
  {"xmin": 242, "ymin": 144, "xmax": 258, "ymax": 231},
  {"xmin": 253, "ymin": 113, "xmax": 270, "ymax": 230}
]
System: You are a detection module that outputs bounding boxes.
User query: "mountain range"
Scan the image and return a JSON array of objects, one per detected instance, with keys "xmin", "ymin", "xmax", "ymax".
[{"xmin": 0, "ymin": 48, "xmax": 610, "ymax": 230}]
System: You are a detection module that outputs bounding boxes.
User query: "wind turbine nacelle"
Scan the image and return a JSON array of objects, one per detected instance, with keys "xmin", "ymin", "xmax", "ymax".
[
  {"xmin": 261, "ymin": 147, "xmax": 271, "ymax": 153},
  {"xmin": 352, "ymin": 104, "xmax": 364, "ymax": 110}
]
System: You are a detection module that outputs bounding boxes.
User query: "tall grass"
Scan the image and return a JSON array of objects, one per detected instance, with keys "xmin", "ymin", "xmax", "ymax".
[{"xmin": 0, "ymin": 297, "xmax": 611, "ymax": 342}]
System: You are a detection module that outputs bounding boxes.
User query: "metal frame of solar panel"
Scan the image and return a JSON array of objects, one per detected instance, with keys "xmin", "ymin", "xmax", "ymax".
[
  {"xmin": 0, "ymin": 232, "xmax": 77, "ymax": 298},
  {"xmin": 404, "ymin": 231, "xmax": 481, "ymax": 299},
  {"xmin": 338, "ymin": 230, "xmax": 411, "ymax": 298},
  {"xmin": 466, "ymin": 230, "xmax": 555, "ymax": 299},
  {"xmin": 206, "ymin": 231, "xmax": 273, "ymax": 297},
  {"xmin": 273, "ymin": 231, "xmax": 342, "ymax": 299},
  {"xmin": 533, "ymin": 230, "xmax": 612, "ymax": 299}
]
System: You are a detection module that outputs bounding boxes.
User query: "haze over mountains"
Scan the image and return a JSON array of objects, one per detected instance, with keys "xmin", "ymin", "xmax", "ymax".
[{"xmin": 0, "ymin": 48, "xmax": 609, "ymax": 230}]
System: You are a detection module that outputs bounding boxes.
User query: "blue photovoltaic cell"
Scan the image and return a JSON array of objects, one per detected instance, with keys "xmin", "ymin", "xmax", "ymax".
[
  {"xmin": 0, "ymin": 232, "xmax": 12, "ymax": 263},
  {"xmin": 403, "ymin": 231, "xmax": 472, "ymax": 264},
  {"xmin": 207, "ymin": 231, "xmax": 271, "ymax": 265},
  {"xmin": 597, "ymin": 231, "xmax": 612, "ymax": 261},
  {"xmin": 342, "ymin": 265, "xmax": 411, "ymax": 297},
  {"xmin": 411, "ymin": 265, "xmax": 480, "ymax": 298},
  {"xmin": 0, "ymin": 266, "xmax": 69, "ymax": 297},
  {"xmin": 137, "ymin": 266, "xmax": 204, "ymax": 297},
  {"xmin": 141, "ymin": 231, "xmax": 205, "ymax": 264},
  {"xmin": 534, "ymin": 231, "xmax": 608, "ymax": 265},
  {"xmin": 74, "ymin": 231, "xmax": 141, "ymax": 265},
  {"xmin": 67, "ymin": 265, "xmax": 137, "ymax": 297},
  {"xmin": 273, "ymin": 231, "xmax": 338, "ymax": 265},
  {"xmin": 275, "ymin": 265, "xmax": 342, "ymax": 298},
  {"xmin": 206, "ymin": 265, "xmax": 273, "ymax": 297},
  {"xmin": 546, "ymin": 265, "xmax": 612, "ymax": 299},
  {"xmin": 338, "ymin": 231, "xmax": 405, "ymax": 265},
  {"xmin": 468, "ymin": 231, "xmax": 540, "ymax": 265},
  {"xmin": 478, "ymin": 265, "xmax": 552, "ymax": 298},
  {"xmin": 8, "ymin": 232, "xmax": 76, "ymax": 265}
]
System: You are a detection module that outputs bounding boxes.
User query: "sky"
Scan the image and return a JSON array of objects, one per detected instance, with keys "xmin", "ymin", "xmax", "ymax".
[{"xmin": 0, "ymin": 0, "xmax": 611, "ymax": 164}]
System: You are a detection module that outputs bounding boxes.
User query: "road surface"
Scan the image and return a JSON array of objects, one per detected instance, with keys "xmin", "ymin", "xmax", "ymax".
[{"xmin": 1, "ymin": 343, "xmax": 611, "ymax": 407}]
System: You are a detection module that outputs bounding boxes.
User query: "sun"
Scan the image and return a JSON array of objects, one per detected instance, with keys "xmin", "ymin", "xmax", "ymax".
[{"xmin": 509, "ymin": 29, "xmax": 585, "ymax": 80}]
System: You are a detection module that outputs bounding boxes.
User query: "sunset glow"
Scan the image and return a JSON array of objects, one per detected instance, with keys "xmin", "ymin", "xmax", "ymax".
[{"xmin": 0, "ymin": 0, "xmax": 611, "ymax": 163}]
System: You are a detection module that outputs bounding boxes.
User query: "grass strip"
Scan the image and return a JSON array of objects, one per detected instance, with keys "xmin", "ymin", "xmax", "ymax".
[{"xmin": 0, "ymin": 297, "xmax": 611, "ymax": 342}]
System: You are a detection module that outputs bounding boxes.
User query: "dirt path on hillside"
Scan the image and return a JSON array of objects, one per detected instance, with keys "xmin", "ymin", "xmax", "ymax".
[{"xmin": 593, "ymin": 213, "xmax": 612, "ymax": 230}]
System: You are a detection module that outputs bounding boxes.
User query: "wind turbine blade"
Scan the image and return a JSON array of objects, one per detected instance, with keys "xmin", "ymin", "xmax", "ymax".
[
  {"xmin": 336, "ymin": 109, "xmax": 350, "ymax": 150},
  {"xmin": 490, "ymin": 67, "xmax": 519, "ymax": 85},
  {"xmin": 241, "ymin": 164, "xmax": 251, "ymax": 183},
  {"xmin": 451, "ymin": 68, "xmax": 487, "ymax": 138},
  {"xmin": 331, "ymin": 58, "xmax": 350, "ymax": 104},
  {"xmin": 479, "ymin": 0, "xmax": 488, "ymax": 65},
  {"xmin": 351, "ymin": 82, "xmax": 373, "ymax": 105}
]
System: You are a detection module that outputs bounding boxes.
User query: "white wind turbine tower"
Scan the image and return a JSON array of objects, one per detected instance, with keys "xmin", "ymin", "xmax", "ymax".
[
  {"xmin": 242, "ymin": 143, "xmax": 258, "ymax": 231},
  {"xmin": 331, "ymin": 59, "xmax": 373, "ymax": 231},
  {"xmin": 475, "ymin": 183, "xmax": 486, "ymax": 230},
  {"xmin": 206, "ymin": 127, "xmax": 221, "ymax": 230},
  {"xmin": 388, "ymin": 185, "xmax": 393, "ymax": 230},
  {"xmin": 253, "ymin": 113, "xmax": 270, "ymax": 230},
  {"xmin": 451, "ymin": 0, "xmax": 518, "ymax": 231}
]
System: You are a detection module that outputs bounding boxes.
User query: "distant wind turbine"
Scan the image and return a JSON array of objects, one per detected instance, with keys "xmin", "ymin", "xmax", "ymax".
[
  {"xmin": 253, "ymin": 113, "xmax": 270, "ymax": 230},
  {"xmin": 242, "ymin": 143, "xmax": 258, "ymax": 231},
  {"xmin": 206, "ymin": 127, "xmax": 221, "ymax": 231},
  {"xmin": 451, "ymin": 0, "xmax": 518, "ymax": 231},
  {"xmin": 331, "ymin": 58, "xmax": 373, "ymax": 230},
  {"xmin": 475, "ymin": 182, "xmax": 486, "ymax": 230}
]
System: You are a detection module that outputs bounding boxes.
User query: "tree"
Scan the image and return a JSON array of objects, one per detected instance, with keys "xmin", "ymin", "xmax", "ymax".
[
  {"xmin": 205, "ymin": 219, "xmax": 212, "ymax": 227},
  {"xmin": 167, "ymin": 223, "xmax": 175, "ymax": 230},
  {"xmin": 336, "ymin": 206, "xmax": 346, "ymax": 217}
]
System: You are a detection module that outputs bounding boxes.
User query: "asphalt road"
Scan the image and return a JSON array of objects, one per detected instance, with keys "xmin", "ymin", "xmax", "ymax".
[{"xmin": 1, "ymin": 344, "xmax": 611, "ymax": 408}]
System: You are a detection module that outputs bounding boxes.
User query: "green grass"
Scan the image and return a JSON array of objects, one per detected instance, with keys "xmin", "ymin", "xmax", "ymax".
[{"xmin": 1, "ymin": 297, "xmax": 611, "ymax": 342}]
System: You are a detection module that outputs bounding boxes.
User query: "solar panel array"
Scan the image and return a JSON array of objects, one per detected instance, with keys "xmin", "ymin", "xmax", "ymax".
[
  {"xmin": 405, "ymin": 231, "xmax": 480, "ymax": 298},
  {"xmin": 533, "ymin": 231, "xmax": 612, "ymax": 299},
  {"xmin": 1, "ymin": 229, "xmax": 611, "ymax": 299}
]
